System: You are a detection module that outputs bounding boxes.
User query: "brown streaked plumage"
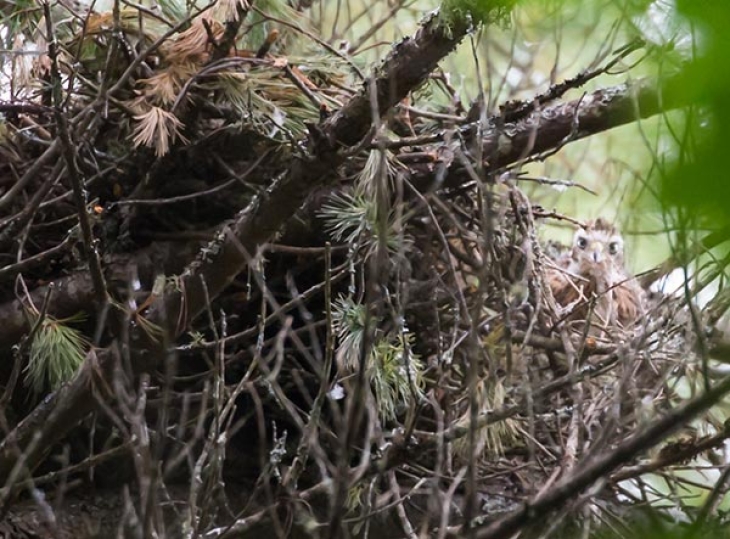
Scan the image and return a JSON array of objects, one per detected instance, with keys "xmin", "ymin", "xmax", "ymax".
[{"xmin": 548, "ymin": 218, "xmax": 644, "ymax": 329}]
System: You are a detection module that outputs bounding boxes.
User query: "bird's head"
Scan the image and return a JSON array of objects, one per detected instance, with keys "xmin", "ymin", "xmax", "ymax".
[{"xmin": 570, "ymin": 218, "xmax": 625, "ymax": 279}]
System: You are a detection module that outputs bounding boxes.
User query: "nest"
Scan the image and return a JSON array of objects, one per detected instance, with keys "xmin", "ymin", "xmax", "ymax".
[{"xmin": 0, "ymin": 4, "xmax": 725, "ymax": 537}]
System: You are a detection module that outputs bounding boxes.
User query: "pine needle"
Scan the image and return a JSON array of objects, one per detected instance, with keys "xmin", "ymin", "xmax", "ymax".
[
  {"xmin": 26, "ymin": 315, "xmax": 89, "ymax": 394},
  {"xmin": 332, "ymin": 297, "xmax": 424, "ymax": 421},
  {"xmin": 131, "ymin": 105, "xmax": 189, "ymax": 156},
  {"xmin": 320, "ymin": 191, "xmax": 404, "ymax": 254}
]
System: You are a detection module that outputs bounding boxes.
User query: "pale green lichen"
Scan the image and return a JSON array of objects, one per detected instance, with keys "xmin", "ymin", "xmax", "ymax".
[{"xmin": 439, "ymin": 0, "xmax": 517, "ymax": 32}]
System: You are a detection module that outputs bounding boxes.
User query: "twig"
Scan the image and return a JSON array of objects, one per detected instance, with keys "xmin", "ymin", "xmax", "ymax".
[
  {"xmin": 253, "ymin": 6, "xmax": 366, "ymax": 81},
  {"xmin": 43, "ymin": 2, "xmax": 107, "ymax": 306},
  {"xmin": 208, "ymin": 0, "xmax": 252, "ymax": 63},
  {"xmin": 0, "ymin": 235, "xmax": 75, "ymax": 282},
  {"xmin": 0, "ymin": 140, "xmax": 60, "ymax": 212}
]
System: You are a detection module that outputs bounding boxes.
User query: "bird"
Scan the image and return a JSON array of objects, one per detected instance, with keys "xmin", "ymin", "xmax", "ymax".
[{"xmin": 547, "ymin": 218, "xmax": 644, "ymax": 330}]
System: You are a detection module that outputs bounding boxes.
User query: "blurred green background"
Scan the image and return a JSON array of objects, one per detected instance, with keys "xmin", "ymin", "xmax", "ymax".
[{"xmin": 312, "ymin": 0, "xmax": 724, "ymax": 277}]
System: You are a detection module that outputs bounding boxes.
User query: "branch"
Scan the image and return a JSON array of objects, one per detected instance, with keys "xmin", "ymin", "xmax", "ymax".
[
  {"xmin": 0, "ymin": 242, "xmax": 201, "ymax": 350},
  {"xmin": 409, "ymin": 71, "xmax": 690, "ymax": 191},
  {"xmin": 323, "ymin": 10, "xmax": 470, "ymax": 148},
  {"xmin": 479, "ymin": 72, "xmax": 688, "ymax": 171},
  {"xmin": 43, "ymin": 1, "xmax": 107, "ymax": 306}
]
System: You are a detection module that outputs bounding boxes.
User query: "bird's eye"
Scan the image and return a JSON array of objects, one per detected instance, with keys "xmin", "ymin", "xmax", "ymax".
[
  {"xmin": 577, "ymin": 237, "xmax": 587, "ymax": 249},
  {"xmin": 608, "ymin": 241, "xmax": 619, "ymax": 255}
]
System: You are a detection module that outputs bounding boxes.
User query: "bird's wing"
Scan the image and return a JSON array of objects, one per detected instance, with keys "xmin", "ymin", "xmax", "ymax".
[{"xmin": 615, "ymin": 276, "xmax": 645, "ymax": 326}]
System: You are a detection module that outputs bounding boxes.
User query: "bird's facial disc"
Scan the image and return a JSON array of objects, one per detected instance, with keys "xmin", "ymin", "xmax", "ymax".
[{"xmin": 573, "ymin": 229, "xmax": 624, "ymax": 266}]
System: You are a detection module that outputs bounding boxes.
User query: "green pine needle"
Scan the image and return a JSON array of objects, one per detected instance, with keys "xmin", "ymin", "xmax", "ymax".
[
  {"xmin": 319, "ymin": 191, "xmax": 403, "ymax": 254},
  {"xmin": 332, "ymin": 296, "xmax": 367, "ymax": 372},
  {"xmin": 332, "ymin": 297, "xmax": 424, "ymax": 421},
  {"xmin": 320, "ymin": 192, "xmax": 372, "ymax": 245},
  {"xmin": 369, "ymin": 333, "xmax": 424, "ymax": 421},
  {"xmin": 26, "ymin": 316, "xmax": 89, "ymax": 394}
]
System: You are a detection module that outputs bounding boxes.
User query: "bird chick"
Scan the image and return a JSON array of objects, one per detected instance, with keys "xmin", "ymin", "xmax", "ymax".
[{"xmin": 548, "ymin": 218, "xmax": 644, "ymax": 329}]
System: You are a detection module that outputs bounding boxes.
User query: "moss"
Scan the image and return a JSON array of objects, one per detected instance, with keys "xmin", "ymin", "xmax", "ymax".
[{"xmin": 440, "ymin": 0, "xmax": 518, "ymax": 29}]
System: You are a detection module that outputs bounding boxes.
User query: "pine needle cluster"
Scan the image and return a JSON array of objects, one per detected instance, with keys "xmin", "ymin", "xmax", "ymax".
[{"xmin": 26, "ymin": 315, "xmax": 89, "ymax": 394}]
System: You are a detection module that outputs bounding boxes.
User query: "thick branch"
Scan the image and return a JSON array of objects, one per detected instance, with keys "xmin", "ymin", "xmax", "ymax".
[
  {"xmin": 409, "ymin": 72, "xmax": 689, "ymax": 192},
  {"xmin": 0, "ymin": 242, "xmax": 201, "ymax": 349},
  {"xmin": 479, "ymin": 73, "xmax": 687, "ymax": 171},
  {"xmin": 323, "ymin": 11, "xmax": 469, "ymax": 147}
]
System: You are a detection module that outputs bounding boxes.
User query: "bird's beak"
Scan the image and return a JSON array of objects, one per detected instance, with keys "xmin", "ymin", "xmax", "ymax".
[{"xmin": 589, "ymin": 241, "xmax": 604, "ymax": 263}]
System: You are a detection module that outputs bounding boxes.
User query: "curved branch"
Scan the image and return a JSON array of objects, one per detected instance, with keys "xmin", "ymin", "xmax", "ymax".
[
  {"xmin": 479, "ymin": 72, "xmax": 688, "ymax": 171},
  {"xmin": 410, "ymin": 71, "xmax": 689, "ymax": 191}
]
